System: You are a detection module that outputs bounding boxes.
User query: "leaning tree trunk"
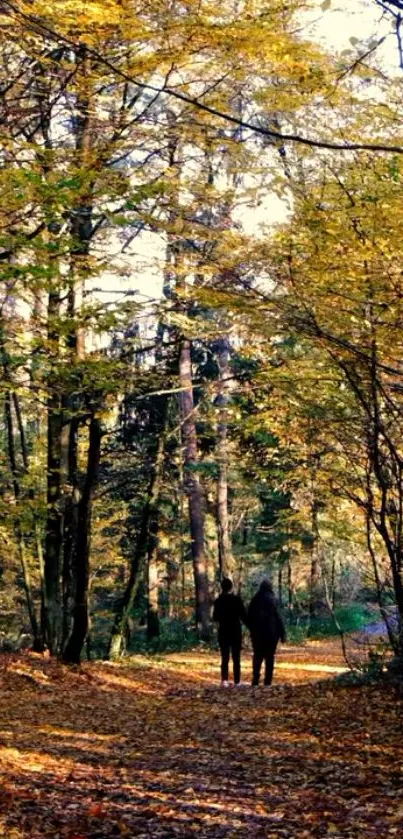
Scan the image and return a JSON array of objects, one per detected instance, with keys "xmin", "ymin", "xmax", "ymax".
[
  {"xmin": 309, "ymin": 498, "xmax": 321, "ymax": 621},
  {"xmin": 365, "ymin": 511, "xmax": 397, "ymax": 650},
  {"xmin": 179, "ymin": 338, "xmax": 211, "ymax": 639},
  {"xmin": 62, "ymin": 416, "xmax": 101, "ymax": 664},
  {"xmin": 108, "ymin": 414, "xmax": 167, "ymax": 659}
]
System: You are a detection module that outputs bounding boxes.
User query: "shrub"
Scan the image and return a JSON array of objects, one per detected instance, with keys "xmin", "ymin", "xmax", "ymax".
[{"xmin": 129, "ymin": 618, "xmax": 199, "ymax": 653}]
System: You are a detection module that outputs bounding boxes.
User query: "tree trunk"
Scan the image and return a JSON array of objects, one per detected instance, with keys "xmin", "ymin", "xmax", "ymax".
[
  {"xmin": 179, "ymin": 338, "xmax": 210, "ymax": 639},
  {"xmin": 147, "ymin": 513, "xmax": 161, "ymax": 640},
  {"xmin": 44, "ymin": 287, "xmax": 63, "ymax": 654},
  {"xmin": 12, "ymin": 391, "xmax": 29, "ymax": 471},
  {"xmin": 11, "ymin": 390, "xmax": 45, "ymax": 649},
  {"xmin": 216, "ymin": 338, "xmax": 232, "ymax": 578},
  {"xmin": 4, "ymin": 391, "xmax": 42, "ymax": 648},
  {"xmin": 35, "ymin": 521, "xmax": 47, "ymax": 647},
  {"xmin": 331, "ymin": 554, "xmax": 336, "ymax": 611},
  {"xmin": 61, "ymin": 416, "xmax": 80, "ymax": 652},
  {"xmin": 16, "ymin": 527, "xmax": 42, "ymax": 650},
  {"xmin": 108, "ymin": 414, "xmax": 167, "ymax": 659},
  {"xmin": 62, "ymin": 416, "xmax": 101, "ymax": 664},
  {"xmin": 278, "ymin": 564, "xmax": 283, "ymax": 607},
  {"xmin": 61, "ymin": 45, "xmax": 92, "ymax": 652},
  {"xmin": 1, "ymin": 318, "xmax": 43, "ymax": 648},
  {"xmin": 287, "ymin": 557, "xmax": 293, "ymax": 615},
  {"xmin": 309, "ymin": 500, "xmax": 321, "ymax": 620}
]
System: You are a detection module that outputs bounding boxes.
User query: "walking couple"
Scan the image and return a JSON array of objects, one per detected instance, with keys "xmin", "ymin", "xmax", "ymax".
[{"xmin": 213, "ymin": 577, "xmax": 286, "ymax": 687}]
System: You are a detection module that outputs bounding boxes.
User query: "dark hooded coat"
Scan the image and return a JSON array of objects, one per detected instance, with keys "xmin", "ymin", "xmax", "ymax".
[{"xmin": 248, "ymin": 582, "xmax": 285, "ymax": 647}]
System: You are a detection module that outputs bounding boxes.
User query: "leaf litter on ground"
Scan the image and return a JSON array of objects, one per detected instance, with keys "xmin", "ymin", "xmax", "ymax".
[{"xmin": 0, "ymin": 642, "xmax": 402, "ymax": 838}]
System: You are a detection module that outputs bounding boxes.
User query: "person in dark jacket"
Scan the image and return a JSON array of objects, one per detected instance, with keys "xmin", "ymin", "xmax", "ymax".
[
  {"xmin": 248, "ymin": 579, "xmax": 286, "ymax": 686},
  {"xmin": 213, "ymin": 577, "xmax": 248, "ymax": 686}
]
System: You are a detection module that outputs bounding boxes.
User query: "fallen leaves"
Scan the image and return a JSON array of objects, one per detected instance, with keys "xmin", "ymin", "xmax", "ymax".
[{"xmin": 0, "ymin": 646, "xmax": 401, "ymax": 837}]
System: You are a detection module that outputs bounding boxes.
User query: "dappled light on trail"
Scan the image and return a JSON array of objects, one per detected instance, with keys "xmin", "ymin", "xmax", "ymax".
[{"xmin": 0, "ymin": 645, "xmax": 402, "ymax": 838}]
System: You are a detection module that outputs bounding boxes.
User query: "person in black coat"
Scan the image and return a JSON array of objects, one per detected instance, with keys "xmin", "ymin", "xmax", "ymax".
[
  {"xmin": 248, "ymin": 579, "xmax": 286, "ymax": 686},
  {"xmin": 213, "ymin": 577, "xmax": 248, "ymax": 686}
]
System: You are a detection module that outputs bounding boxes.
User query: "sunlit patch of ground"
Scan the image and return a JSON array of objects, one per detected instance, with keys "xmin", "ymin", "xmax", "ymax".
[{"xmin": 0, "ymin": 643, "xmax": 401, "ymax": 838}]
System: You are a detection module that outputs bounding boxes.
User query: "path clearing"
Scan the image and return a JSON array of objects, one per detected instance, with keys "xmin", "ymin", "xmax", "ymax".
[{"xmin": 0, "ymin": 643, "xmax": 402, "ymax": 838}]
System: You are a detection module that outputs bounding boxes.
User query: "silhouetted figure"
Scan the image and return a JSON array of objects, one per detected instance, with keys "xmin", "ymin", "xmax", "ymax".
[
  {"xmin": 213, "ymin": 578, "xmax": 248, "ymax": 686},
  {"xmin": 248, "ymin": 579, "xmax": 286, "ymax": 686}
]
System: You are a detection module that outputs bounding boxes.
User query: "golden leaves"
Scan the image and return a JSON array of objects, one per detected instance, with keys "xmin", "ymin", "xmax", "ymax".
[
  {"xmin": 20, "ymin": 0, "xmax": 125, "ymax": 42},
  {"xmin": 0, "ymin": 648, "xmax": 402, "ymax": 838}
]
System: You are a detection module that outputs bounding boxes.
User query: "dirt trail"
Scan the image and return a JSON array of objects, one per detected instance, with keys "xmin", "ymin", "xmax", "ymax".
[{"xmin": 0, "ymin": 644, "xmax": 402, "ymax": 838}]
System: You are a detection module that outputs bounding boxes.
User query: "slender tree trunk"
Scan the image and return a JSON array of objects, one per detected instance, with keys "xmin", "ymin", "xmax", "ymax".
[
  {"xmin": 318, "ymin": 537, "xmax": 352, "ymax": 670},
  {"xmin": 16, "ymin": 529, "xmax": 42, "ymax": 649},
  {"xmin": 4, "ymin": 391, "xmax": 42, "ymax": 649},
  {"xmin": 366, "ymin": 511, "xmax": 397, "ymax": 650},
  {"xmin": 278, "ymin": 564, "xmax": 283, "ymax": 607},
  {"xmin": 217, "ymin": 456, "xmax": 230, "ymax": 576},
  {"xmin": 61, "ymin": 417, "xmax": 80, "ymax": 652},
  {"xmin": 147, "ymin": 513, "xmax": 161, "ymax": 640},
  {"xmin": 216, "ymin": 338, "xmax": 232, "ymax": 578},
  {"xmin": 331, "ymin": 554, "xmax": 336, "ymax": 610},
  {"xmin": 44, "ymin": 288, "xmax": 63, "ymax": 654},
  {"xmin": 309, "ymin": 499, "xmax": 321, "ymax": 620},
  {"xmin": 158, "ymin": 130, "xmax": 209, "ymax": 635},
  {"xmin": 287, "ymin": 556, "xmax": 293, "ymax": 614},
  {"xmin": 12, "ymin": 392, "xmax": 29, "ymax": 471},
  {"xmin": 179, "ymin": 338, "xmax": 210, "ymax": 639},
  {"xmin": 62, "ymin": 416, "xmax": 101, "ymax": 664},
  {"xmin": 1, "ymin": 347, "xmax": 44, "ymax": 649},
  {"xmin": 146, "ymin": 405, "xmax": 168, "ymax": 639},
  {"xmin": 61, "ymin": 45, "xmax": 92, "ymax": 653},
  {"xmin": 35, "ymin": 521, "xmax": 47, "ymax": 645},
  {"xmin": 108, "ymin": 414, "xmax": 167, "ymax": 659},
  {"xmin": 12, "ymin": 390, "xmax": 46, "ymax": 649}
]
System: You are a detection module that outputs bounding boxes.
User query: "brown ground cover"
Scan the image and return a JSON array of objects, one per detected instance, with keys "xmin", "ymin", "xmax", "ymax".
[{"xmin": 0, "ymin": 643, "xmax": 401, "ymax": 838}]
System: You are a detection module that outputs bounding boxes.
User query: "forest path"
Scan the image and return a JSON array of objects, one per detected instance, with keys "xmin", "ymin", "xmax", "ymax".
[{"xmin": 0, "ymin": 644, "xmax": 402, "ymax": 839}]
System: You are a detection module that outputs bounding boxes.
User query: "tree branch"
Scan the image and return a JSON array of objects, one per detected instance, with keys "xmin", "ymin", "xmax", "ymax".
[{"xmin": 3, "ymin": 0, "xmax": 403, "ymax": 155}]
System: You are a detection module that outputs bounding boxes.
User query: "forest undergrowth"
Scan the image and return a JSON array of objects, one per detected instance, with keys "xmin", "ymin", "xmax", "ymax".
[{"xmin": 0, "ymin": 643, "xmax": 402, "ymax": 839}]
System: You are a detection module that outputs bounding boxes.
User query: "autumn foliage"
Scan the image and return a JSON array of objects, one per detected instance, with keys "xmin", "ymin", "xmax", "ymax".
[{"xmin": 0, "ymin": 647, "xmax": 402, "ymax": 838}]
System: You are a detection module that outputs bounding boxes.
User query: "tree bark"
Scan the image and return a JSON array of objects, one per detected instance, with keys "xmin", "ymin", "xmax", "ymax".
[
  {"xmin": 278, "ymin": 564, "xmax": 283, "ymax": 607},
  {"xmin": 4, "ymin": 390, "xmax": 42, "ymax": 649},
  {"xmin": 147, "ymin": 514, "xmax": 161, "ymax": 640},
  {"xmin": 61, "ymin": 416, "xmax": 80, "ymax": 652},
  {"xmin": 179, "ymin": 338, "xmax": 211, "ymax": 639},
  {"xmin": 108, "ymin": 413, "xmax": 167, "ymax": 659},
  {"xmin": 216, "ymin": 338, "xmax": 232, "ymax": 578},
  {"xmin": 309, "ymin": 499, "xmax": 321, "ymax": 620},
  {"xmin": 44, "ymin": 287, "xmax": 63, "ymax": 654},
  {"xmin": 62, "ymin": 416, "xmax": 101, "ymax": 664},
  {"xmin": 287, "ymin": 557, "xmax": 293, "ymax": 614},
  {"xmin": 61, "ymin": 43, "xmax": 92, "ymax": 652},
  {"xmin": 35, "ymin": 521, "xmax": 47, "ymax": 646}
]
